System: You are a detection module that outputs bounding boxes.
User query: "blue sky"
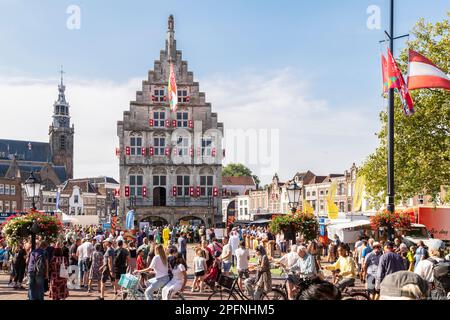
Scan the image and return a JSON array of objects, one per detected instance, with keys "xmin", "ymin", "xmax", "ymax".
[{"xmin": 0, "ymin": 0, "xmax": 448, "ymax": 183}]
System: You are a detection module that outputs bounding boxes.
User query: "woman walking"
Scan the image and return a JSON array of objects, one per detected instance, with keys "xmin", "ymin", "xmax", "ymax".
[
  {"xmin": 192, "ymin": 248, "xmax": 207, "ymax": 292},
  {"xmin": 244, "ymin": 245, "xmax": 272, "ymax": 300},
  {"xmin": 48, "ymin": 247, "xmax": 69, "ymax": 300},
  {"xmin": 12, "ymin": 243, "xmax": 27, "ymax": 289},
  {"xmin": 88, "ymin": 244, "xmax": 104, "ymax": 294},
  {"xmin": 128, "ymin": 241, "xmax": 137, "ymax": 272}
]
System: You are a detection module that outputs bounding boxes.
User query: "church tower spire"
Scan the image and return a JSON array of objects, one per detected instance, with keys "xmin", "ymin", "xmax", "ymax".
[
  {"xmin": 49, "ymin": 67, "xmax": 74, "ymax": 179},
  {"xmin": 52, "ymin": 66, "xmax": 70, "ymax": 128},
  {"xmin": 167, "ymin": 15, "xmax": 176, "ymax": 63}
]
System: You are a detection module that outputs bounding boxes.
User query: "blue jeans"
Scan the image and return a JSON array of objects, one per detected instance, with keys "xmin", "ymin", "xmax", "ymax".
[
  {"xmin": 78, "ymin": 259, "xmax": 88, "ymax": 284},
  {"xmin": 222, "ymin": 261, "xmax": 232, "ymax": 273},
  {"xmin": 28, "ymin": 272, "xmax": 45, "ymax": 300},
  {"xmin": 144, "ymin": 275, "xmax": 170, "ymax": 300}
]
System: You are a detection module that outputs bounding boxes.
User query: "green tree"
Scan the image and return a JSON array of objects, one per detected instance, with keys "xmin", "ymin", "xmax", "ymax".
[
  {"xmin": 360, "ymin": 15, "xmax": 450, "ymax": 208},
  {"xmin": 222, "ymin": 163, "xmax": 260, "ymax": 187}
]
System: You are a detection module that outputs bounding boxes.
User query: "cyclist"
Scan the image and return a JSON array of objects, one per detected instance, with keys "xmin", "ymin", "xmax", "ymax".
[
  {"xmin": 275, "ymin": 245, "xmax": 299, "ymax": 300},
  {"xmin": 324, "ymin": 244, "xmax": 357, "ymax": 291},
  {"xmin": 136, "ymin": 244, "xmax": 170, "ymax": 300},
  {"xmin": 287, "ymin": 246, "xmax": 318, "ymax": 299},
  {"xmin": 162, "ymin": 253, "xmax": 187, "ymax": 300}
]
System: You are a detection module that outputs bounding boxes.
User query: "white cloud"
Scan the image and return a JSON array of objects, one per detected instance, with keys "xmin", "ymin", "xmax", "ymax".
[{"xmin": 0, "ymin": 68, "xmax": 379, "ymax": 184}]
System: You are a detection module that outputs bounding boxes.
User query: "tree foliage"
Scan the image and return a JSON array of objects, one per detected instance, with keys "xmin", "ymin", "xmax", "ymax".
[
  {"xmin": 222, "ymin": 163, "xmax": 260, "ymax": 186},
  {"xmin": 360, "ymin": 14, "xmax": 450, "ymax": 208}
]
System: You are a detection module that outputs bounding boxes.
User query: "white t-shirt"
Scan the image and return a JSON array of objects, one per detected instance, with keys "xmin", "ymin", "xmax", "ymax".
[
  {"xmin": 415, "ymin": 257, "xmax": 444, "ymax": 282},
  {"xmin": 235, "ymin": 247, "xmax": 249, "ymax": 271},
  {"xmin": 230, "ymin": 235, "xmax": 240, "ymax": 254},
  {"xmin": 77, "ymin": 242, "xmax": 94, "ymax": 260},
  {"xmin": 193, "ymin": 256, "xmax": 206, "ymax": 272},
  {"xmin": 93, "ymin": 234, "xmax": 104, "ymax": 243},
  {"xmin": 221, "ymin": 244, "xmax": 232, "ymax": 262},
  {"xmin": 150, "ymin": 255, "xmax": 169, "ymax": 279},
  {"xmin": 279, "ymin": 252, "xmax": 300, "ymax": 268},
  {"xmin": 172, "ymin": 264, "xmax": 186, "ymax": 282}
]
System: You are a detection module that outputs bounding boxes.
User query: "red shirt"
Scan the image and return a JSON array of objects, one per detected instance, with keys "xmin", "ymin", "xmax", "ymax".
[{"xmin": 137, "ymin": 255, "xmax": 146, "ymax": 270}]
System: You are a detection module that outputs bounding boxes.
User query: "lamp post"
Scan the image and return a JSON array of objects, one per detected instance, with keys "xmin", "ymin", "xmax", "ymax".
[
  {"xmin": 24, "ymin": 171, "xmax": 42, "ymax": 250},
  {"xmin": 286, "ymin": 176, "xmax": 301, "ymax": 214}
]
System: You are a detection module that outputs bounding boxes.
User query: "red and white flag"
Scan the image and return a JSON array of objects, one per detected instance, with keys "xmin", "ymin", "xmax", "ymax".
[
  {"xmin": 386, "ymin": 48, "xmax": 414, "ymax": 115},
  {"xmin": 408, "ymin": 49, "xmax": 450, "ymax": 91},
  {"xmin": 168, "ymin": 63, "xmax": 178, "ymax": 112}
]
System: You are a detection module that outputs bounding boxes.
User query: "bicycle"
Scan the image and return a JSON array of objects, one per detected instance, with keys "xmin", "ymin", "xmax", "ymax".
[
  {"xmin": 207, "ymin": 274, "xmax": 284, "ymax": 300},
  {"xmin": 327, "ymin": 271, "xmax": 371, "ymax": 301},
  {"xmin": 115, "ymin": 272, "xmax": 185, "ymax": 301},
  {"xmin": 270, "ymin": 265, "xmax": 320, "ymax": 300}
]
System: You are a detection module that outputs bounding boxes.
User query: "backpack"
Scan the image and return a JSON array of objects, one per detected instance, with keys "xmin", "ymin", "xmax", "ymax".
[
  {"xmin": 33, "ymin": 251, "xmax": 46, "ymax": 277},
  {"xmin": 429, "ymin": 258, "xmax": 450, "ymax": 295},
  {"xmin": 115, "ymin": 248, "xmax": 127, "ymax": 267}
]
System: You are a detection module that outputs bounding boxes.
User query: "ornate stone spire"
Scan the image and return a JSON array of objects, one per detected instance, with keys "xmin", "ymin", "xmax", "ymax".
[
  {"xmin": 167, "ymin": 15, "xmax": 176, "ymax": 63},
  {"xmin": 58, "ymin": 65, "xmax": 66, "ymax": 104},
  {"xmin": 52, "ymin": 66, "xmax": 70, "ymax": 128}
]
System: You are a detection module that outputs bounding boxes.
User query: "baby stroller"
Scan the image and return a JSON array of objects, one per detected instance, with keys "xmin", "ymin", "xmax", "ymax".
[{"xmin": 204, "ymin": 253, "xmax": 222, "ymax": 291}]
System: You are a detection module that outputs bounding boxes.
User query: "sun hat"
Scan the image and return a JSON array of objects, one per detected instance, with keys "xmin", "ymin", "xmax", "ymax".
[{"xmin": 380, "ymin": 271, "xmax": 429, "ymax": 300}]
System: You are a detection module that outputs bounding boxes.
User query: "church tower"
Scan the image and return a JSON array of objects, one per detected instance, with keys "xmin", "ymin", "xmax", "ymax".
[{"xmin": 49, "ymin": 69, "xmax": 74, "ymax": 179}]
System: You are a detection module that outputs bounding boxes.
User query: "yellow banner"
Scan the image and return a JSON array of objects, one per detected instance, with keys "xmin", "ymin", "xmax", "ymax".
[
  {"xmin": 352, "ymin": 175, "xmax": 365, "ymax": 212},
  {"xmin": 327, "ymin": 199, "xmax": 339, "ymax": 219},
  {"xmin": 304, "ymin": 200, "xmax": 314, "ymax": 215},
  {"xmin": 327, "ymin": 181, "xmax": 338, "ymax": 219}
]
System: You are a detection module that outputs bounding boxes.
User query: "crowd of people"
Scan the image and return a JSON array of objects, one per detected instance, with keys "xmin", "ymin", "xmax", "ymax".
[{"xmin": 0, "ymin": 222, "xmax": 449, "ymax": 301}]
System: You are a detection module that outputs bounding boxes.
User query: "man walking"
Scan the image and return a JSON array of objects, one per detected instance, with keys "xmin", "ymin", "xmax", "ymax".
[
  {"xmin": 376, "ymin": 241, "xmax": 405, "ymax": 287},
  {"xmin": 363, "ymin": 242, "xmax": 382, "ymax": 300},
  {"xmin": 178, "ymin": 232, "xmax": 187, "ymax": 262},
  {"xmin": 28, "ymin": 241, "xmax": 49, "ymax": 300}
]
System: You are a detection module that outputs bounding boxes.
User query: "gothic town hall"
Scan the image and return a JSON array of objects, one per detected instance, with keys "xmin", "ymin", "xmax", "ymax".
[{"xmin": 117, "ymin": 16, "xmax": 224, "ymax": 227}]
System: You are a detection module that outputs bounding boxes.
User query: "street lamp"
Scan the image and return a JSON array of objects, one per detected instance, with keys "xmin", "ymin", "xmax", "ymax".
[
  {"xmin": 24, "ymin": 171, "xmax": 42, "ymax": 250},
  {"xmin": 286, "ymin": 176, "xmax": 301, "ymax": 214},
  {"xmin": 24, "ymin": 171, "xmax": 41, "ymax": 210}
]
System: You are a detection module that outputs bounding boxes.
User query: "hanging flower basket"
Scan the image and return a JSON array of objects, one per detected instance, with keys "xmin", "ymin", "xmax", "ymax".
[
  {"xmin": 1, "ymin": 210, "xmax": 63, "ymax": 247},
  {"xmin": 269, "ymin": 210, "xmax": 319, "ymax": 242},
  {"xmin": 370, "ymin": 209, "xmax": 412, "ymax": 231}
]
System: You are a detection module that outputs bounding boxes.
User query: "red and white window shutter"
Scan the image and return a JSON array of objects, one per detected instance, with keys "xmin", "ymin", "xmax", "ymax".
[
  {"xmin": 149, "ymin": 147, "xmax": 154, "ymax": 156},
  {"xmin": 124, "ymin": 186, "xmax": 130, "ymax": 197},
  {"xmin": 142, "ymin": 148, "xmax": 147, "ymax": 156},
  {"xmin": 173, "ymin": 186, "xmax": 178, "ymax": 197},
  {"xmin": 189, "ymin": 187, "xmax": 195, "ymax": 197},
  {"xmin": 142, "ymin": 186, "xmax": 147, "ymax": 197},
  {"xmin": 196, "ymin": 187, "xmax": 201, "ymax": 197},
  {"xmin": 149, "ymin": 119, "xmax": 154, "ymax": 127},
  {"xmin": 126, "ymin": 146, "xmax": 131, "ymax": 156}
]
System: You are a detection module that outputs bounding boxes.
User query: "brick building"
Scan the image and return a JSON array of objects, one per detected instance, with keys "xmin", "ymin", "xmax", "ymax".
[{"xmin": 117, "ymin": 16, "xmax": 224, "ymax": 227}]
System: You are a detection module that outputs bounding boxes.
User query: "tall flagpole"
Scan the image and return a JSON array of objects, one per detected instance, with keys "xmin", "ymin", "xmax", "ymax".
[{"xmin": 387, "ymin": 0, "xmax": 395, "ymax": 216}]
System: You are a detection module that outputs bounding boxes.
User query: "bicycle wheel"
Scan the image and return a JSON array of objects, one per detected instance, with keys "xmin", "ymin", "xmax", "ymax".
[
  {"xmin": 173, "ymin": 292, "xmax": 186, "ymax": 300},
  {"xmin": 348, "ymin": 292, "xmax": 370, "ymax": 300},
  {"xmin": 114, "ymin": 290, "xmax": 127, "ymax": 300},
  {"xmin": 208, "ymin": 290, "xmax": 239, "ymax": 300},
  {"xmin": 263, "ymin": 288, "xmax": 287, "ymax": 300}
]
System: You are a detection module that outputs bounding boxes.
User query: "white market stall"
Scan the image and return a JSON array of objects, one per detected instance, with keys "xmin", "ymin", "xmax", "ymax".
[
  {"xmin": 326, "ymin": 220, "xmax": 372, "ymax": 244},
  {"xmin": 61, "ymin": 213, "xmax": 99, "ymax": 226}
]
